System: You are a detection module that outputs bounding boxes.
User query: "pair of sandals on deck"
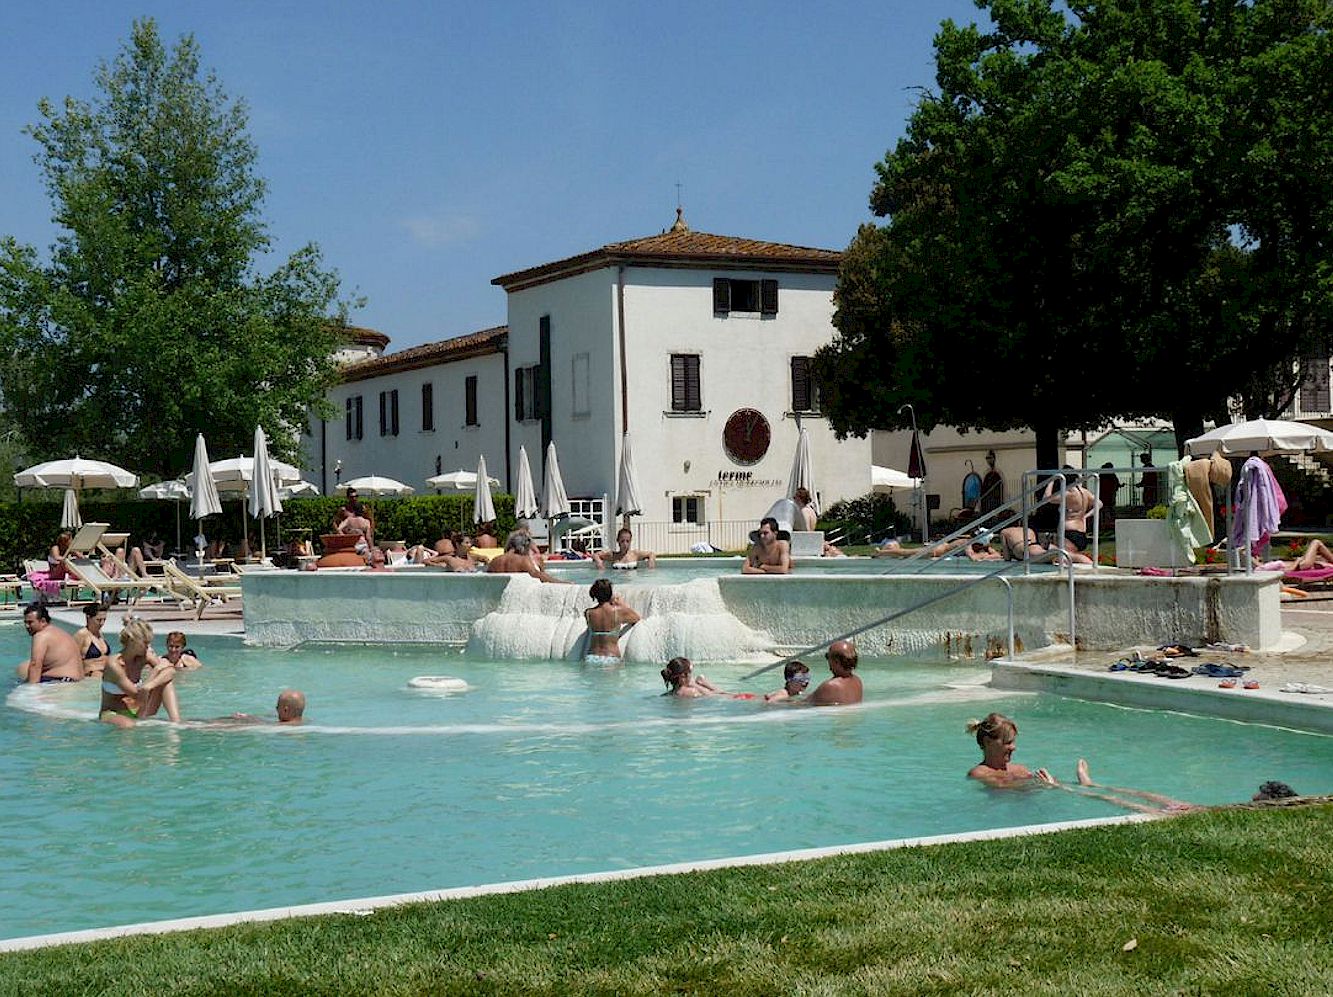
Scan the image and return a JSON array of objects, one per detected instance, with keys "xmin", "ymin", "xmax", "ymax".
[{"xmin": 1108, "ymin": 658, "xmax": 1249, "ymax": 680}]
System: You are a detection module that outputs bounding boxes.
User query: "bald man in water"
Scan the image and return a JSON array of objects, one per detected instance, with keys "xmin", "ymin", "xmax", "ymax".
[
  {"xmin": 275, "ymin": 689, "xmax": 305, "ymax": 724},
  {"xmin": 809, "ymin": 640, "xmax": 863, "ymax": 705}
]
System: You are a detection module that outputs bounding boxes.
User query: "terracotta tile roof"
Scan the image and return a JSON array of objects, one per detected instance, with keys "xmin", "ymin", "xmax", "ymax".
[
  {"xmin": 340, "ymin": 325, "xmax": 508, "ymax": 383},
  {"xmin": 338, "ymin": 324, "xmax": 391, "ymax": 349},
  {"xmin": 492, "ymin": 229, "xmax": 842, "ymax": 291}
]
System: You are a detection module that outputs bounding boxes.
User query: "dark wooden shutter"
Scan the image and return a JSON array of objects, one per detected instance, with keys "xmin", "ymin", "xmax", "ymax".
[
  {"xmin": 465, "ymin": 376, "xmax": 478, "ymax": 426},
  {"xmin": 390, "ymin": 390, "xmax": 400, "ymax": 436},
  {"xmin": 514, "ymin": 368, "xmax": 525, "ymax": 420},
  {"xmin": 354, "ymin": 396, "xmax": 363, "ymax": 440},
  {"xmin": 760, "ymin": 279, "xmax": 778, "ymax": 316},
  {"xmin": 671, "ymin": 356, "xmax": 686, "ymax": 411},
  {"xmin": 379, "ymin": 392, "xmax": 387, "ymax": 437},
  {"xmin": 713, "ymin": 278, "xmax": 730, "ymax": 314},
  {"xmin": 791, "ymin": 356, "xmax": 811, "ymax": 412},
  {"xmin": 672, "ymin": 355, "xmax": 700, "ymax": 411},
  {"xmin": 422, "ymin": 383, "xmax": 434, "ymax": 431},
  {"xmin": 345, "ymin": 398, "xmax": 353, "ymax": 440}
]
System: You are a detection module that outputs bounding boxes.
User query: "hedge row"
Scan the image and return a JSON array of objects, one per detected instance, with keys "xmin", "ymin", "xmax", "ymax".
[{"xmin": 2, "ymin": 493, "xmax": 517, "ymax": 572}]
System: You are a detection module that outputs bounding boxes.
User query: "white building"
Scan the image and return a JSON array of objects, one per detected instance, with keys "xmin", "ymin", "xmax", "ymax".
[{"xmin": 306, "ymin": 213, "xmax": 877, "ymax": 550}]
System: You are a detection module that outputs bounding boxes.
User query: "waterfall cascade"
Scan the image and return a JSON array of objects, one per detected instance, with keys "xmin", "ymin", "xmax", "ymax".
[{"xmin": 466, "ymin": 576, "xmax": 776, "ymax": 663}]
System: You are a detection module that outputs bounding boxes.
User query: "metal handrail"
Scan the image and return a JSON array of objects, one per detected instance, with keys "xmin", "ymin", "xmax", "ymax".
[{"xmin": 740, "ymin": 560, "xmax": 1027, "ymax": 681}]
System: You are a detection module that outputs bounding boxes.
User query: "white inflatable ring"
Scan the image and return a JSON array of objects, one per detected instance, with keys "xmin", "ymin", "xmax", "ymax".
[{"xmin": 407, "ymin": 676, "xmax": 470, "ymax": 693}]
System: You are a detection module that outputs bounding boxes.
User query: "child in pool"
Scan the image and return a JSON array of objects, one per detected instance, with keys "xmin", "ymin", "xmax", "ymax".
[
  {"xmin": 764, "ymin": 661, "xmax": 812, "ymax": 702},
  {"xmin": 660, "ymin": 657, "xmax": 723, "ymax": 698}
]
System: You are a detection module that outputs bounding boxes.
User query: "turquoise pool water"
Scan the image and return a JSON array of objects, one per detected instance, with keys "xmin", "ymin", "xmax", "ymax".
[{"xmin": 3, "ymin": 623, "xmax": 1329, "ymax": 942}]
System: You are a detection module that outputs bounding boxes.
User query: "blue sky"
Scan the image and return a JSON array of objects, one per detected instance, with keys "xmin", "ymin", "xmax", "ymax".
[{"xmin": 1, "ymin": 1, "xmax": 986, "ymax": 351}]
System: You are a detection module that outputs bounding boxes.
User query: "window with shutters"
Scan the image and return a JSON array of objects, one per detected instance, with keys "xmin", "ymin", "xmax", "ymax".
[
  {"xmin": 422, "ymin": 382, "xmax": 434, "ymax": 431},
  {"xmin": 790, "ymin": 356, "xmax": 821, "ymax": 413},
  {"xmin": 378, "ymin": 390, "xmax": 400, "ymax": 437},
  {"xmin": 713, "ymin": 277, "xmax": 778, "ymax": 316},
  {"xmin": 670, "ymin": 354, "xmax": 701, "ymax": 412},
  {"xmin": 672, "ymin": 495, "xmax": 706, "ymax": 525},
  {"xmin": 465, "ymin": 375, "xmax": 479, "ymax": 426},
  {"xmin": 514, "ymin": 365, "xmax": 541, "ymax": 422},
  {"xmin": 346, "ymin": 395, "xmax": 363, "ymax": 441},
  {"xmin": 1299, "ymin": 357, "xmax": 1331, "ymax": 414}
]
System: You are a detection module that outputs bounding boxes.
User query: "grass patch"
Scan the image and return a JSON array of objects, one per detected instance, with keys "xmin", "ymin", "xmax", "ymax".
[{"xmin": 4, "ymin": 805, "xmax": 1333, "ymax": 994}]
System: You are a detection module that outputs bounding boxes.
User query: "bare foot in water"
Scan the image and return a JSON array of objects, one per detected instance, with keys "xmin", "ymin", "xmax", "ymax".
[{"xmin": 1077, "ymin": 758, "xmax": 1093, "ymax": 786}]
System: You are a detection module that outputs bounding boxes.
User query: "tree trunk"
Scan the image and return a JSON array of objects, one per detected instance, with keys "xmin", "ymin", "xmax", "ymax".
[
  {"xmin": 1033, "ymin": 422, "xmax": 1061, "ymax": 473},
  {"xmin": 1172, "ymin": 410, "xmax": 1205, "ymax": 459}
]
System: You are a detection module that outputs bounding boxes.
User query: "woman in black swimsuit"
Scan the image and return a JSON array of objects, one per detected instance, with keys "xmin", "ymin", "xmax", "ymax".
[{"xmin": 73, "ymin": 603, "xmax": 110, "ymax": 678}]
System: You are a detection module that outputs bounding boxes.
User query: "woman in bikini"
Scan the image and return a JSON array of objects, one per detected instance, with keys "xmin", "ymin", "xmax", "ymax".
[
  {"xmin": 584, "ymin": 578, "xmax": 640, "ymax": 663},
  {"xmin": 99, "ymin": 618, "xmax": 182, "ymax": 728},
  {"xmin": 74, "ymin": 602, "xmax": 111, "ymax": 678}
]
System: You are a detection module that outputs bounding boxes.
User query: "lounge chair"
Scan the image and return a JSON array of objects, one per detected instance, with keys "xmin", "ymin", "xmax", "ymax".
[
  {"xmin": 66, "ymin": 523, "xmax": 110, "ymax": 556},
  {"xmin": 62, "ymin": 556, "xmax": 166, "ymax": 607},
  {"xmin": 161, "ymin": 561, "xmax": 242, "ymax": 619},
  {"xmin": 23, "ymin": 558, "xmax": 82, "ymax": 603}
]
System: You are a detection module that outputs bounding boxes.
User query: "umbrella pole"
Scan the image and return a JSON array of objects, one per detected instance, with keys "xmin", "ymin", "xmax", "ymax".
[{"xmin": 175, "ymin": 502, "xmax": 181, "ymax": 557}]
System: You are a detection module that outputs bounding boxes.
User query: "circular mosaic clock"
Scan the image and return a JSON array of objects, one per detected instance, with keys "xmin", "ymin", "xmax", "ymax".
[{"xmin": 723, "ymin": 408, "xmax": 771, "ymax": 465}]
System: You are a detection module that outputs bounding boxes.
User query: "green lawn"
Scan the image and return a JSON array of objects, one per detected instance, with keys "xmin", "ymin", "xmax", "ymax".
[{"xmin": 4, "ymin": 804, "xmax": 1331, "ymax": 995}]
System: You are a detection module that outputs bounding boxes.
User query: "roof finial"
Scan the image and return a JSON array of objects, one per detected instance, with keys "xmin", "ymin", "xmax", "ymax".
[{"xmin": 670, "ymin": 205, "xmax": 689, "ymax": 233}]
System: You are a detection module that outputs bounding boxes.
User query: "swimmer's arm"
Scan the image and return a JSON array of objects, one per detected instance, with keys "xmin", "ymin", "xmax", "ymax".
[
  {"xmin": 591, "ymin": 551, "xmax": 606, "ymax": 569},
  {"xmin": 694, "ymin": 674, "xmax": 721, "ymax": 693},
  {"xmin": 641, "ymin": 550, "xmax": 656, "ymax": 568},
  {"xmin": 103, "ymin": 658, "xmax": 138, "ymax": 696},
  {"xmin": 763, "ymin": 688, "xmax": 790, "ymax": 703},
  {"xmin": 611, "ymin": 597, "xmax": 641, "ymax": 625}
]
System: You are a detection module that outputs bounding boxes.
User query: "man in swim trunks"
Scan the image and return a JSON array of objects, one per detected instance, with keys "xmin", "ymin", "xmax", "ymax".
[
  {"xmin": 487, "ymin": 531, "xmax": 568, "ymax": 583},
  {"xmin": 19, "ymin": 603, "xmax": 84, "ymax": 684},
  {"xmin": 593, "ymin": 528, "xmax": 657, "ymax": 570},
  {"xmin": 809, "ymin": 640, "xmax": 862, "ymax": 705},
  {"xmin": 742, "ymin": 518, "xmax": 792, "ymax": 575}
]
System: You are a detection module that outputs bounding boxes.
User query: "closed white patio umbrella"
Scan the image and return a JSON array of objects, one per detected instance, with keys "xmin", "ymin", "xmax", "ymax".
[
  {"xmin": 60, "ymin": 489, "xmax": 82, "ymax": 530},
  {"xmin": 513, "ymin": 445, "xmax": 539, "ymax": 520},
  {"xmin": 615, "ymin": 433, "xmax": 643, "ymax": 521},
  {"xmin": 541, "ymin": 442, "xmax": 570, "ymax": 520},
  {"xmin": 188, "ymin": 435, "xmax": 223, "ymax": 558},
  {"xmin": 249, "ymin": 426, "xmax": 283, "ymax": 559},
  {"xmin": 786, "ymin": 426, "xmax": 818, "ymax": 515},
  {"xmin": 473, "ymin": 455, "xmax": 496, "ymax": 524}
]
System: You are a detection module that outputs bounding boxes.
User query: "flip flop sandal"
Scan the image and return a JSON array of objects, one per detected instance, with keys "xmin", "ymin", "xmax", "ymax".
[
  {"xmin": 1108, "ymin": 660, "xmax": 1129, "ymax": 672},
  {"xmin": 1156, "ymin": 664, "xmax": 1192, "ymax": 679},
  {"xmin": 1243, "ymin": 680, "xmax": 1260, "ymax": 690},
  {"xmin": 1218, "ymin": 679, "xmax": 1237, "ymax": 689}
]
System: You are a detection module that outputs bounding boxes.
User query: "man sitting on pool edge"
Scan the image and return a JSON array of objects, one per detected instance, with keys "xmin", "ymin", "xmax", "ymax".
[
  {"xmin": 809, "ymin": 640, "xmax": 862, "ymax": 705},
  {"xmin": 742, "ymin": 517, "xmax": 792, "ymax": 575}
]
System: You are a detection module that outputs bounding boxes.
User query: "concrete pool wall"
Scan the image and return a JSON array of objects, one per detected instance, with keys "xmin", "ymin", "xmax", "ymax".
[{"xmin": 241, "ymin": 568, "xmax": 1283, "ymax": 656}]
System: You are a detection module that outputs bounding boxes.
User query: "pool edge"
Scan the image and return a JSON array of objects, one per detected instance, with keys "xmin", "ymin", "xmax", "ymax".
[{"xmin": 0, "ymin": 814, "xmax": 1151, "ymax": 953}]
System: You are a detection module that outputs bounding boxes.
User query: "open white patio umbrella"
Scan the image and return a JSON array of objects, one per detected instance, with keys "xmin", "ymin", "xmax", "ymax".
[
  {"xmin": 15, "ymin": 456, "xmax": 138, "ymax": 532},
  {"xmin": 1184, "ymin": 418, "xmax": 1333, "ymax": 457},
  {"xmin": 426, "ymin": 468, "xmax": 501, "ymax": 491},
  {"xmin": 249, "ymin": 426, "xmax": 283, "ymax": 559},
  {"xmin": 473, "ymin": 455, "xmax": 497, "ymax": 524},
  {"xmin": 15, "ymin": 456, "xmax": 139, "ymax": 491},
  {"xmin": 615, "ymin": 433, "xmax": 643, "ymax": 521},
  {"xmin": 188, "ymin": 435, "xmax": 223, "ymax": 558},
  {"xmin": 785, "ymin": 426, "xmax": 818, "ymax": 515},
  {"xmin": 60, "ymin": 489, "xmax": 82, "ymax": 530},
  {"xmin": 278, "ymin": 480, "xmax": 320, "ymax": 499},
  {"xmin": 335, "ymin": 475, "xmax": 414, "ymax": 497},
  {"xmin": 139, "ymin": 479, "xmax": 190, "ymax": 553},
  {"xmin": 209, "ymin": 455, "xmax": 303, "ymax": 491},
  {"xmin": 872, "ymin": 465, "xmax": 922, "ymax": 491},
  {"xmin": 514, "ymin": 445, "xmax": 539, "ymax": 520}
]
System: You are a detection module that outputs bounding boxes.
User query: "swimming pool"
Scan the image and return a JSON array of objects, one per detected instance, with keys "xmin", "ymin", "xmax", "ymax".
[{"xmin": 4, "ymin": 624, "xmax": 1329, "ymax": 942}]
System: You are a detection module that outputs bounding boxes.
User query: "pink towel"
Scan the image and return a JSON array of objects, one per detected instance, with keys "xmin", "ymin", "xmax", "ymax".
[{"xmin": 1283, "ymin": 567, "xmax": 1333, "ymax": 583}]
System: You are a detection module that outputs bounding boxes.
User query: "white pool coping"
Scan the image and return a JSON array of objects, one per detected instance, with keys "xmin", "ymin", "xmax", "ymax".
[{"xmin": 0, "ymin": 813, "xmax": 1151, "ymax": 953}]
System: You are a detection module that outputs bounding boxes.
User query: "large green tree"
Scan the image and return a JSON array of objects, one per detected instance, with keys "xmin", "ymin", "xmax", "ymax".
[
  {"xmin": 816, "ymin": 0, "xmax": 1333, "ymax": 466},
  {"xmin": 0, "ymin": 19, "xmax": 350, "ymax": 478}
]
